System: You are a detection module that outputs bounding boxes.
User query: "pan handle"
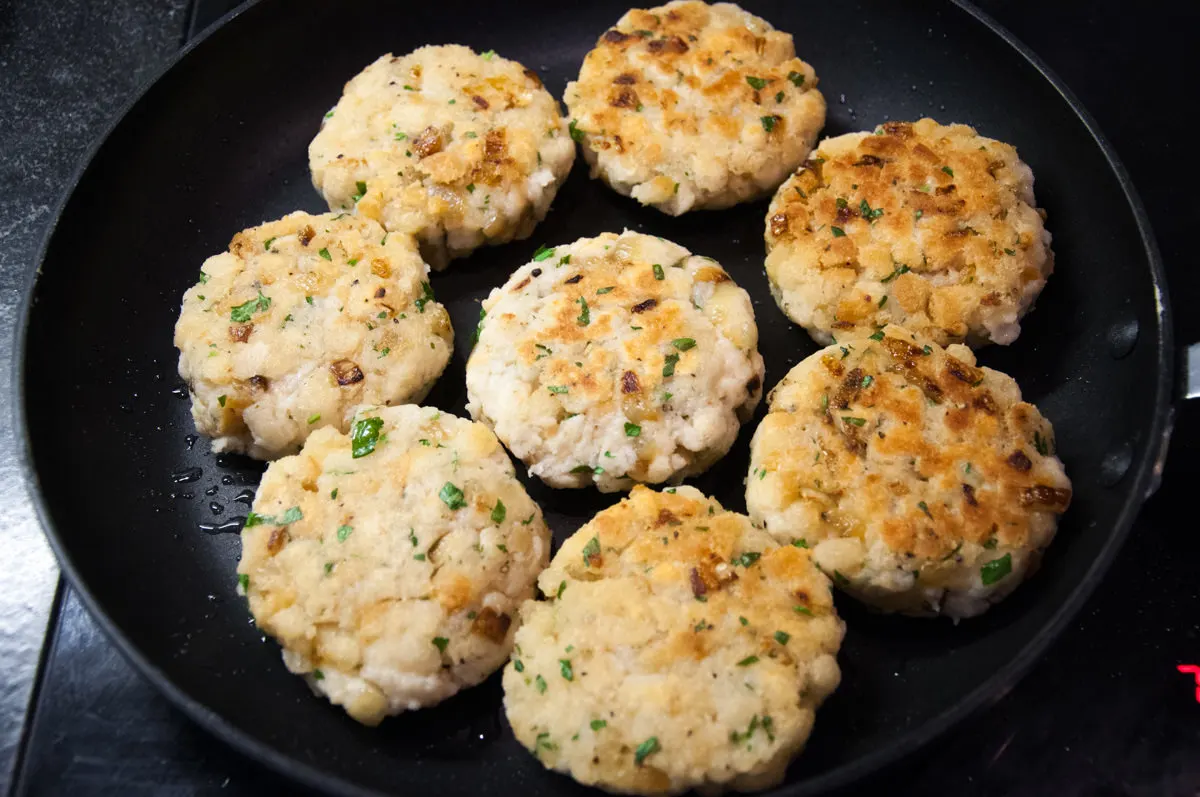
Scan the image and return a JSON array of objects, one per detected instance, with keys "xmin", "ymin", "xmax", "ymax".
[{"xmin": 1189, "ymin": 343, "xmax": 1200, "ymax": 400}]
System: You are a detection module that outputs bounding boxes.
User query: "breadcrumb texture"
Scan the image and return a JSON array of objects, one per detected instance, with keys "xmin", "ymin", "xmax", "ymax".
[
  {"xmin": 239, "ymin": 405, "xmax": 551, "ymax": 724},
  {"xmin": 765, "ymin": 119, "xmax": 1053, "ymax": 347},
  {"xmin": 566, "ymin": 1, "xmax": 825, "ymax": 215},
  {"xmin": 746, "ymin": 325, "xmax": 1072, "ymax": 619},
  {"xmin": 309, "ymin": 46, "xmax": 576, "ymax": 269},
  {"xmin": 504, "ymin": 485, "xmax": 843, "ymax": 795},
  {"xmin": 466, "ymin": 230, "xmax": 764, "ymax": 492},
  {"xmin": 175, "ymin": 211, "xmax": 452, "ymax": 460}
]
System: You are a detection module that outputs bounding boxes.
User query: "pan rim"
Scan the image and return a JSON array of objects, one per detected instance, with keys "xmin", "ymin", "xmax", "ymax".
[{"xmin": 10, "ymin": 0, "xmax": 1176, "ymax": 794}]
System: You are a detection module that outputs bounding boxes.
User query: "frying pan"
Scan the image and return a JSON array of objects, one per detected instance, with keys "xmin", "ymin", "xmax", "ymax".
[{"xmin": 14, "ymin": 0, "xmax": 1177, "ymax": 795}]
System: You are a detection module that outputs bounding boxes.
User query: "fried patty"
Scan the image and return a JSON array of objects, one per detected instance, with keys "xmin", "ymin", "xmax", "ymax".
[
  {"xmin": 504, "ymin": 485, "xmax": 843, "ymax": 794},
  {"xmin": 565, "ymin": 1, "xmax": 825, "ymax": 215},
  {"xmin": 765, "ymin": 118, "xmax": 1053, "ymax": 347},
  {"xmin": 239, "ymin": 405, "xmax": 551, "ymax": 724},
  {"xmin": 175, "ymin": 211, "xmax": 452, "ymax": 460},
  {"xmin": 309, "ymin": 46, "xmax": 576, "ymax": 269},
  {"xmin": 465, "ymin": 230, "xmax": 764, "ymax": 492},
  {"xmin": 746, "ymin": 325, "xmax": 1072, "ymax": 618}
]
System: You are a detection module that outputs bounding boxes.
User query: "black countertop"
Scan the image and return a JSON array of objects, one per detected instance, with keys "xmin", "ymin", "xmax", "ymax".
[{"xmin": 2, "ymin": 1, "xmax": 1199, "ymax": 795}]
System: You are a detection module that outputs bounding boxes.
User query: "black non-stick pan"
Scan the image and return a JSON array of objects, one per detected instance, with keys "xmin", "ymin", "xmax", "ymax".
[{"xmin": 15, "ymin": 0, "xmax": 1177, "ymax": 795}]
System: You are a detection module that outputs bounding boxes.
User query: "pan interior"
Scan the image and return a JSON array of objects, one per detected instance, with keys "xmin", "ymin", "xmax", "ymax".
[{"xmin": 19, "ymin": 1, "xmax": 1169, "ymax": 795}]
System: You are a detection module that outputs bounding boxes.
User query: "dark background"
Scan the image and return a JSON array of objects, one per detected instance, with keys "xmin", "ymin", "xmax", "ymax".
[{"xmin": 1, "ymin": 1, "xmax": 1197, "ymax": 795}]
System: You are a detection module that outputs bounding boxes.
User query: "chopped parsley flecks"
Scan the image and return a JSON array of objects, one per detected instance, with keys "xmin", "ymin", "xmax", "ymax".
[
  {"xmin": 923, "ymin": 345, "xmax": 933, "ymax": 355},
  {"xmin": 432, "ymin": 637, "xmax": 449, "ymax": 653},
  {"xmin": 792, "ymin": 538, "xmax": 809, "ymax": 548},
  {"xmin": 760, "ymin": 115, "xmax": 780, "ymax": 133},
  {"xmin": 794, "ymin": 605, "xmax": 813, "ymax": 616},
  {"xmin": 237, "ymin": 573, "xmax": 249, "ymax": 591},
  {"xmin": 559, "ymin": 659, "xmax": 574, "ymax": 681},
  {"xmin": 745, "ymin": 76, "xmax": 768, "ymax": 90},
  {"xmin": 535, "ymin": 733, "xmax": 556, "ymax": 756},
  {"xmin": 581, "ymin": 535, "xmax": 601, "ymax": 566},
  {"xmin": 671, "ymin": 337, "xmax": 696, "ymax": 351},
  {"xmin": 652, "ymin": 263, "xmax": 665, "ymax": 280},
  {"xmin": 352, "ymin": 181, "xmax": 368, "ymax": 203},
  {"xmin": 244, "ymin": 506, "xmax": 302, "ymax": 527},
  {"xmin": 774, "ymin": 630, "xmax": 790, "ymax": 645},
  {"xmin": 634, "ymin": 737, "xmax": 660, "ymax": 766},
  {"xmin": 624, "ymin": 422, "xmax": 641, "ymax": 437},
  {"xmin": 532, "ymin": 244, "xmax": 556, "ymax": 262},
  {"xmin": 980, "ymin": 553, "xmax": 1012, "ymax": 585},
  {"xmin": 831, "ymin": 226, "xmax": 846, "ymax": 238},
  {"xmin": 473, "ymin": 307, "xmax": 486, "ymax": 345},
  {"xmin": 414, "ymin": 281, "xmax": 435, "ymax": 313},
  {"xmin": 263, "ymin": 237, "xmax": 276, "ymax": 251},
  {"xmin": 556, "ymin": 580, "xmax": 567, "ymax": 599},
  {"xmin": 547, "ymin": 385, "xmax": 568, "ymax": 394},
  {"xmin": 335, "ymin": 524, "xmax": 353, "ymax": 542},
  {"xmin": 591, "ymin": 719, "xmax": 607, "ymax": 731},
  {"xmin": 861, "ymin": 374, "xmax": 874, "ymax": 389},
  {"xmin": 568, "ymin": 119, "xmax": 584, "ymax": 142},
  {"xmin": 917, "ymin": 500, "xmax": 933, "ymax": 518},
  {"xmin": 842, "ymin": 416, "xmax": 866, "ymax": 427},
  {"xmin": 860, "ymin": 199, "xmax": 884, "ymax": 221},
  {"xmin": 481, "ymin": 49, "xmax": 496, "ymax": 60},
  {"xmin": 491, "ymin": 499, "xmax": 506, "ymax": 524},
  {"xmin": 307, "ymin": 413, "xmax": 321, "ymax": 425},
  {"xmin": 514, "ymin": 659, "xmax": 525, "ymax": 673},
  {"xmin": 318, "ymin": 247, "xmax": 332, "ymax": 261},
  {"xmin": 230, "ymin": 291, "xmax": 271, "ymax": 322},
  {"xmin": 198, "ymin": 271, "xmax": 209, "ymax": 284},
  {"xmin": 733, "ymin": 551, "xmax": 761, "ymax": 567},
  {"xmin": 1033, "ymin": 431, "xmax": 1050, "ymax": 456},
  {"xmin": 350, "ymin": 416, "xmax": 384, "ymax": 459},
  {"xmin": 439, "ymin": 482, "xmax": 466, "ymax": 510},
  {"xmin": 942, "ymin": 165, "xmax": 955, "ymax": 177},
  {"xmin": 787, "ymin": 70, "xmax": 806, "ymax": 87},
  {"xmin": 737, "ymin": 656, "xmax": 759, "ymax": 667},
  {"xmin": 596, "ymin": 286, "xmax": 614, "ymax": 295},
  {"xmin": 535, "ymin": 674, "xmax": 547, "ymax": 694},
  {"xmin": 662, "ymin": 352, "xmax": 680, "ymax": 377},
  {"xmin": 577, "ymin": 296, "xmax": 590, "ymax": 326}
]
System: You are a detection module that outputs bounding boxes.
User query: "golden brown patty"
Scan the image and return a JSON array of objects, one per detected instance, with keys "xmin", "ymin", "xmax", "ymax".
[
  {"xmin": 565, "ymin": 1, "xmax": 825, "ymax": 215},
  {"xmin": 174, "ymin": 211, "xmax": 452, "ymax": 460},
  {"xmin": 504, "ymin": 485, "xmax": 843, "ymax": 794},
  {"xmin": 239, "ymin": 405, "xmax": 551, "ymax": 724},
  {"xmin": 466, "ymin": 231, "xmax": 763, "ymax": 492},
  {"xmin": 765, "ymin": 119, "xmax": 1053, "ymax": 347},
  {"xmin": 746, "ymin": 325, "xmax": 1072, "ymax": 618},
  {"xmin": 309, "ymin": 46, "xmax": 576, "ymax": 269}
]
